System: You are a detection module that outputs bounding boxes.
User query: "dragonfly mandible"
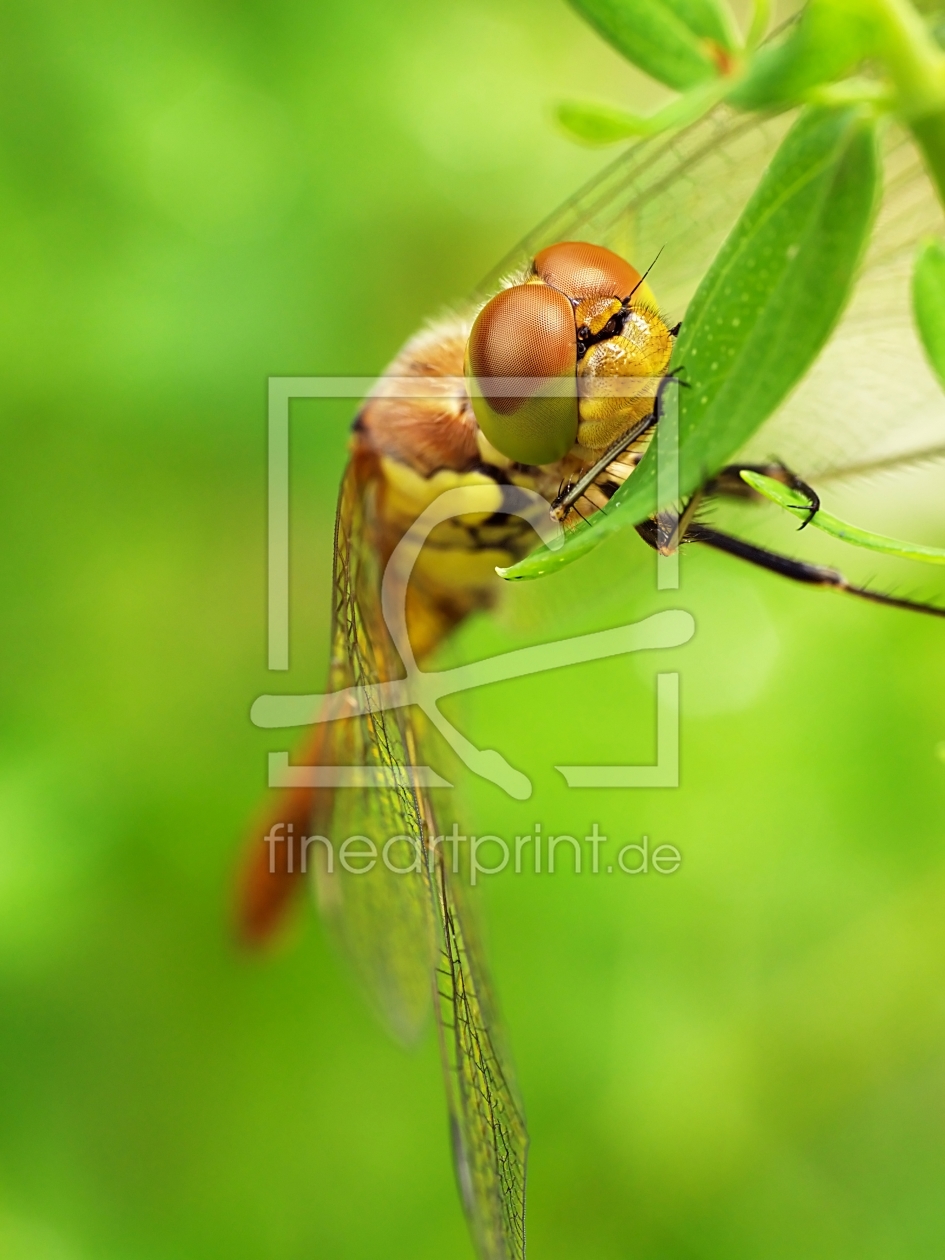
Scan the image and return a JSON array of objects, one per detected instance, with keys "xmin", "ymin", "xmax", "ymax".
[{"xmin": 238, "ymin": 100, "xmax": 945, "ymax": 1260}]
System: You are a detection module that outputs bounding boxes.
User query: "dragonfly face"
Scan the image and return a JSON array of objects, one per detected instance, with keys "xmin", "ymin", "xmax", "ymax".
[
  {"xmin": 241, "ymin": 102, "xmax": 945, "ymax": 1260},
  {"xmin": 465, "ymin": 240, "xmax": 674, "ymax": 463}
]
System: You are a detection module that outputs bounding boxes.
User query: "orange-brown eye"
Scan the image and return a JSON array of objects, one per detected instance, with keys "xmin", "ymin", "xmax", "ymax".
[
  {"xmin": 465, "ymin": 283, "xmax": 578, "ymax": 465},
  {"xmin": 534, "ymin": 241, "xmax": 642, "ymax": 301}
]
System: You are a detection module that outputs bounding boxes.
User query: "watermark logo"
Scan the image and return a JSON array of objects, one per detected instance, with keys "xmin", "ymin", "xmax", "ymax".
[
  {"xmin": 262, "ymin": 820, "xmax": 682, "ymax": 884},
  {"xmin": 252, "ymin": 375, "xmax": 691, "ymax": 799}
]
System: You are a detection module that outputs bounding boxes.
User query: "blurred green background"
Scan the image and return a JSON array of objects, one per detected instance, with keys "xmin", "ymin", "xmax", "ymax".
[{"xmin": 3, "ymin": 1, "xmax": 945, "ymax": 1257}]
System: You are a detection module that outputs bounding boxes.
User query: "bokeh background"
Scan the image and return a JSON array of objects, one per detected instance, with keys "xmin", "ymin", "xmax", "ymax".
[{"xmin": 3, "ymin": 1, "xmax": 945, "ymax": 1257}]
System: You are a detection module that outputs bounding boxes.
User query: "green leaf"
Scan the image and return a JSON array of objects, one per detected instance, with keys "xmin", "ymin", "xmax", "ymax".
[
  {"xmin": 728, "ymin": 0, "xmax": 874, "ymax": 111},
  {"xmin": 557, "ymin": 79, "xmax": 729, "ymax": 144},
  {"xmin": 557, "ymin": 101, "xmax": 651, "ymax": 144},
  {"xmin": 913, "ymin": 236, "xmax": 945, "ymax": 388},
  {"xmin": 568, "ymin": 0, "xmax": 722, "ymax": 90},
  {"xmin": 665, "ymin": 107, "xmax": 878, "ymax": 496},
  {"xmin": 740, "ymin": 470, "xmax": 945, "ymax": 564},
  {"xmin": 668, "ymin": 0, "xmax": 741, "ymax": 52},
  {"xmin": 503, "ymin": 104, "xmax": 879, "ymax": 582}
]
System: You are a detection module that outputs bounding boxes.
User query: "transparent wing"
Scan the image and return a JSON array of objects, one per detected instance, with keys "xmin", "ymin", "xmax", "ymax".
[
  {"xmin": 477, "ymin": 105, "xmax": 945, "ymax": 481},
  {"xmin": 320, "ymin": 461, "xmax": 528, "ymax": 1260},
  {"xmin": 432, "ymin": 851, "xmax": 528, "ymax": 1260},
  {"xmin": 313, "ymin": 461, "xmax": 435, "ymax": 1045},
  {"xmin": 478, "ymin": 105, "xmax": 792, "ymax": 319}
]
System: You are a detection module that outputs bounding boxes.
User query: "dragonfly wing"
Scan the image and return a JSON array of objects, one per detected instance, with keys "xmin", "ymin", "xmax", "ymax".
[
  {"xmin": 324, "ymin": 460, "xmax": 529, "ymax": 1254},
  {"xmin": 430, "ymin": 845, "xmax": 528, "ymax": 1260},
  {"xmin": 478, "ymin": 105, "xmax": 793, "ymax": 321},
  {"xmin": 315, "ymin": 716, "xmax": 435, "ymax": 1045},
  {"xmin": 479, "ymin": 107, "xmax": 945, "ymax": 481},
  {"xmin": 313, "ymin": 459, "xmax": 436, "ymax": 1045}
]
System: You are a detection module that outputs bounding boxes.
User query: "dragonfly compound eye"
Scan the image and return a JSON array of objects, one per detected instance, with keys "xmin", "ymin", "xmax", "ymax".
[
  {"xmin": 534, "ymin": 241, "xmax": 642, "ymax": 302},
  {"xmin": 465, "ymin": 283, "xmax": 578, "ymax": 465}
]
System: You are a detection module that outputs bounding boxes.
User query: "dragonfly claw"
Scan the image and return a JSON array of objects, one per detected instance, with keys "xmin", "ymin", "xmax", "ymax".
[{"xmin": 773, "ymin": 461, "xmax": 821, "ymax": 529}]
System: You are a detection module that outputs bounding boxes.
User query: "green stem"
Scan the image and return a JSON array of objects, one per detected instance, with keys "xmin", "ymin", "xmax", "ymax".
[
  {"xmin": 868, "ymin": 0, "xmax": 945, "ymax": 118},
  {"xmin": 864, "ymin": 0, "xmax": 945, "ymax": 206}
]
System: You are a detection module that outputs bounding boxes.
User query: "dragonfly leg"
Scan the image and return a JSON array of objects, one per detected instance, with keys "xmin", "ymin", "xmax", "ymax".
[
  {"xmin": 655, "ymin": 489, "xmax": 703, "ymax": 554},
  {"xmin": 551, "ymin": 409, "xmax": 659, "ymax": 522},
  {"xmin": 705, "ymin": 460, "xmax": 821, "ymax": 526},
  {"xmin": 635, "ymin": 519, "xmax": 945, "ymax": 619}
]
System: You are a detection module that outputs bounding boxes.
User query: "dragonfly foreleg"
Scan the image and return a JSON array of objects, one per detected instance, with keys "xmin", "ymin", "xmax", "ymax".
[
  {"xmin": 655, "ymin": 490, "xmax": 704, "ymax": 555},
  {"xmin": 659, "ymin": 521, "xmax": 945, "ymax": 620},
  {"xmin": 550, "ymin": 408, "xmax": 659, "ymax": 523},
  {"xmin": 705, "ymin": 460, "xmax": 822, "ymax": 527}
]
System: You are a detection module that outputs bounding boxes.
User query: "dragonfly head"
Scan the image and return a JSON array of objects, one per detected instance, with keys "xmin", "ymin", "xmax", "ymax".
[{"xmin": 465, "ymin": 241, "xmax": 673, "ymax": 465}]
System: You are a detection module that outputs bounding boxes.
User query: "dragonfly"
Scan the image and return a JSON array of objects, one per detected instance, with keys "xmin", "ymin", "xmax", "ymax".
[{"xmin": 237, "ymin": 100, "xmax": 945, "ymax": 1260}]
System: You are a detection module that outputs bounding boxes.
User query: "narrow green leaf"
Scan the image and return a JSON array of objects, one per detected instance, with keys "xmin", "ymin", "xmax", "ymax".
[
  {"xmin": 557, "ymin": 101, "xmax": 650, "ymax": 144},
  {"xmin": 503, "ymin": 105, "xmax": 879, "ymax": 582},
  {"xmin": 666, "ymin": 107, "xmax": 878, "ymax": 497},
  {"xmin": 568, "ymin": 0, "xmax": 720, "ymax": 90},
  {"xmin": 557, "ymin": 79, "xmax": 729, "ymax": 145},
  {"xmin": 913, "ymin": 236, "xmax": 945, "ymax": 389},
  {"xmin": 741, "ymin": 470, "xmax": 945, "ymax": 564}
]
